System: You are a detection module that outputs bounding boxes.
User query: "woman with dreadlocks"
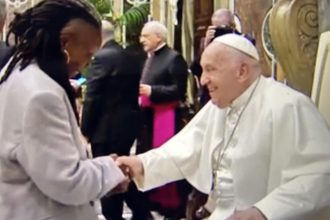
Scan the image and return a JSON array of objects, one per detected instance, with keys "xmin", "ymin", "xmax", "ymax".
[{"xmin": 0, "ymin": 1, "xmax": 129, "ymax": 220}]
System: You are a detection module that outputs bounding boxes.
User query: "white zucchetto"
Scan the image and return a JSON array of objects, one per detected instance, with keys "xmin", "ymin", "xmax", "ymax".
[{"xmin": 214, "ymin": 34, "xmax": 260, "ymax": 61}]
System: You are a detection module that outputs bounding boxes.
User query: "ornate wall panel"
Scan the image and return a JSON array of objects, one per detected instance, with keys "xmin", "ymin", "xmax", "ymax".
[
  {"xmin": 235, "ymin": 0, "xmax": 273, "ymax": 77},
  {"xmin": 3, "ymin": 0, "xmax": 43, "ymax": 40},
  {"xmin": 319, "ymin": 0, "xmax": 330, "ymax": 34},
  {"xmin": 193, "ymin": 0, "xmax": 214, "ymax": 58},
  {"xmin": 270, "ymin": 0, "xmax": 318, "ymax": 96}
]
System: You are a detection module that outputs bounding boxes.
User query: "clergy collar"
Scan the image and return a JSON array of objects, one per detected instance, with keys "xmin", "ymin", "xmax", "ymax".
[
  {"xmin": 230, "ymin": 75, "xmax": 261, "ymax": 109},
  {"xmin": 150, "ymin": 43, "xmax": 167, "ymax": 56}
]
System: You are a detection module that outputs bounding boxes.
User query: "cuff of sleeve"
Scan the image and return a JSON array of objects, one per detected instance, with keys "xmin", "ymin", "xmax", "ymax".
[
  {"xmin": 134, "ymin": 154, "xmax": 147, "ymax": 191},
  {"xmin": 253, "ymin": 201, "xmax": 273, "ymax": 220},
  {"xmin": 93, "ymin": 156, "xmax": 126, "ymax": 199},
  {"xmin": 149, "ymin": 85, "xmax": 153, "ymax": 96}
]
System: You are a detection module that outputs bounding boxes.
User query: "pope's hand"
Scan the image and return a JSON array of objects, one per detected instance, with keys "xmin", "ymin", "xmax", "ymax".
[
  {"xmin": 115, "ymin": 156, "xmax": 144, "ymax": 178},
  {"xmin": 225, "ymin": 208, "xmax": 267, "ymax": 220}
]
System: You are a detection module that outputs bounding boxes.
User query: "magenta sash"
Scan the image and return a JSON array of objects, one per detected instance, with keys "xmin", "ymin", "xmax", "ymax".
[
  {"xmin": 140, "ymin": 95, "xmax": 181, "ymax": 209},
  {"xmin": 140, "ymin": 96, "xmax": 178, "ymax": 148}
]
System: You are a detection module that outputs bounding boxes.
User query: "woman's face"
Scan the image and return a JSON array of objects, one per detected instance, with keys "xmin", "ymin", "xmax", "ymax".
[{"xmin": 60, "ymin": 19, "xmax": 101, "ymax": 77}]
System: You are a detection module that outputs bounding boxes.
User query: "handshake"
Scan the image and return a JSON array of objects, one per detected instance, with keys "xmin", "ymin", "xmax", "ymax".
[{"xmin": 106, "ymin": 154, "xmax": 144, "ymax": 197}]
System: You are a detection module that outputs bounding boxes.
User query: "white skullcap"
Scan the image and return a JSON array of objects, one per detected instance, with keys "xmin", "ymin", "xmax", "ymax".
[{"xmin": 214, "ymin": 34, "xmax": 259, "ymax": 61}]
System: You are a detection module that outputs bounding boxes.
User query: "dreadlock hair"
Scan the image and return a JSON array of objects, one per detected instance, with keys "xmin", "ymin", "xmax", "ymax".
[{"xmin": 0, "ymin": 0, "xmax": 101, "ymax": 123}]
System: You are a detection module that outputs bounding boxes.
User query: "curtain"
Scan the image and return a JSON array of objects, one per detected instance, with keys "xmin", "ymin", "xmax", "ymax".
[
  {"xmin": 181, "ymin": 0, "xmax": 194, "ymax": 64},
  {"xmin": 166, "ymin": 0, "xmax": 178, "ymax": 48}
]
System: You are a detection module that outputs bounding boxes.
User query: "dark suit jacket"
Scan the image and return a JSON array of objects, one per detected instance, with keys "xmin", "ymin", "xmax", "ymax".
[
  {"xmin": 81, "ymin": 40, "xmax": 142, "ymax": 145},
  {"xmin": 142, "ymin": 45, "xmax": 188, "ymax": 104},
  {"xmin": 0, "ymin": 41, "xmax": 14, "ymax": 70}
]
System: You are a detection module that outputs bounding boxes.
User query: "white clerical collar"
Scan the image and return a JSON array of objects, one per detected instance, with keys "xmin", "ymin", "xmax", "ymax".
[
  {"xmin": 230, "ymin": 76, "xmax": 261, "ymax": 109},
  {"xmin": 148, "ymin": 43, "xmax": 166, "ymax": 57},
  {"xmin": 153, "ymin": 43, "xmax": 166, "ymax": 52}
]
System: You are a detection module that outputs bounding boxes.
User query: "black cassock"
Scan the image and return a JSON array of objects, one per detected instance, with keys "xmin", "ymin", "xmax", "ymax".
[
  {"xmin": 138, "ymin": 44, "xmax": 188, "ymax": 153},
  {"xmin": 138, "ymin": 45, "xmax": 191, "ymax": 219}
]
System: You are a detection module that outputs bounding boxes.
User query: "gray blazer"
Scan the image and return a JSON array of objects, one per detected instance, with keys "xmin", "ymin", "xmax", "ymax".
[{"xmin": 0, "ymin": 62, "xmax": 125, "ymax": 220}]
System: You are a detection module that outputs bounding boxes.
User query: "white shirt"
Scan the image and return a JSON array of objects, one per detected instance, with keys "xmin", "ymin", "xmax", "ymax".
[{"xmin": 137, "ymin": 76, "xmax": 330, "ymax": 220}]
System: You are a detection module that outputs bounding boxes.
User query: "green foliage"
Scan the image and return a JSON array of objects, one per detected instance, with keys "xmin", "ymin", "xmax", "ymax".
[
  {"xmin": 86, "ymin": 0, "xmax": 150, "ymax": 45},
  {"xmin": 124, "ymin": 0, "xmax": 133, "ymax": 12},
  {"xmin": 80, "ymin": 62, "xmax": 91, "ymax": 78},
  {"xmin": 116, "ymin": 3, "xmax": 150, "ymax": 44},
  {"xmin": 86, "ymin": 0, "xmax": 112, "ymax": 19}
]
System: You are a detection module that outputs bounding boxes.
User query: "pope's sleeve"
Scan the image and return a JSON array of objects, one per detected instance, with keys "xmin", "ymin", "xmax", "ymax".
[
  {"xmin": 136, "ymin": 102, "xmax": 212, "ymax": 192},
  {"xmin": 254, "ymin": 96, "xmax": 330, "ymax": 219}
]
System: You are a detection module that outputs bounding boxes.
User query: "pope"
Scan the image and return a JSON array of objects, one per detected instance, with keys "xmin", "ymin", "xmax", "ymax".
[{"xmin": 117, "ymin": 34, "xmax": 330, "ymax": 220}]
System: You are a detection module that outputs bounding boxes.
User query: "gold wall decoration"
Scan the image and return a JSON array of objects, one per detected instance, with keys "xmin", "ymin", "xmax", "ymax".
[
  {"xmin": 262, "ymin": 7, "xmax": 277, "ymax": 79},
  {"xmin": 270, "ymin": 0, "xmax": 319, "ymax": 96}
]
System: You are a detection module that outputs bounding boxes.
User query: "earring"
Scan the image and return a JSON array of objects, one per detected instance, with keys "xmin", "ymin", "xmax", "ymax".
[{"xmin": 63, "ymin": 49, "xmax": 70, "ymax": 64}]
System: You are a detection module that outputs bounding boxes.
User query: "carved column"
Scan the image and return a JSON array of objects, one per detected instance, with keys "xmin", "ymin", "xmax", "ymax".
[
  {"xmin": 319, "ymin": 0, "xmax": 330, "ymax": 34},
  {"xmin": 270, "ymin": 0, "xmax": 319, "ymax": 96}
]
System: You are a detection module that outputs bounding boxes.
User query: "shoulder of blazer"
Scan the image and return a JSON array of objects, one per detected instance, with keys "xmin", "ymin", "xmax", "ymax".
[
  {"xmin": 12, "ymin": 63, "xmax": 66, "ymax": 100},
  {"xmin": 94, "ymin": 45, "xmax": 124, "ymax": 64}
]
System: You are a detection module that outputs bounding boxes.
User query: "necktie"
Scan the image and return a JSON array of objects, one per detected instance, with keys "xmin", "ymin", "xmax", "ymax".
[{"xmin": 140, "ymin": 53, "xmax": 154, "ymax": 84}]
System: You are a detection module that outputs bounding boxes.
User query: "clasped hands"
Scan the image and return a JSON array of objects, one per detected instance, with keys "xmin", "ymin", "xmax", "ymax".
[
  {"xmin": 107, "ymin": 155, "xmax": 267, "ymax": 220},
  {"xmin": 106, "ymin": 155, "xmax": 143, "ymax": 197}
]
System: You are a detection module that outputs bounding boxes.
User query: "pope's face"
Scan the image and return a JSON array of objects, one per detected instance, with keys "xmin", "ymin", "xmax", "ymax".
[{"xmin": 200, "ymin": 43, "xmax": 242, "ymax": 108}]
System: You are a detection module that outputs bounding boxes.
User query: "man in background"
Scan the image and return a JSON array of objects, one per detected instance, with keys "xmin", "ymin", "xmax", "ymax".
[
  {"xmin": 0, "ymin": 0, "xmax": 14, "ymax": 70},
  {"xmin": 81, "ymin": 20, "xmax": 152, "ymax": 220},
  {"xmin": 138, "ymin": 21, "xmax": 189, "ymax": 220},
  {"xmin": 190, "ymin": 9, "xmax": 238, "ymax": 108},
  {"xmin": 117, "ymin": 34, "xmax": 330, "ymax": 220}
]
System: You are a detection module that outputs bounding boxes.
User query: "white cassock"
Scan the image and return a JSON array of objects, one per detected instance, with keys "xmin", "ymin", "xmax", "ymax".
[{"xmin": 135, "ymin": 75, "xmax": 330, "ymax": 220}]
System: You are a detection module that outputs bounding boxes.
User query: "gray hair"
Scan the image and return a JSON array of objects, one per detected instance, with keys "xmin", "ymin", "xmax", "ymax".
[
  {"xmin": 101, "ymin": 20, "xmax": 114, "ymax": 42},
  {"xmin": 144, "ymin": 21, "xmax": 167, "ymax": 42},
  {"xmin": 0, "ymin": 0, "xmax": 7, "ymax": 22},
  {"xmin": 212, "ymin": 9, "xmax": 236, "ymax": 28}
]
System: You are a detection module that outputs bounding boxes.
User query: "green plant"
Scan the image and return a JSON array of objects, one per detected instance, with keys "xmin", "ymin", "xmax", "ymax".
[
  {"xmin": 86, "ymin": 0, "xmax": 150, "ymax": 45},
  {"xmin": 117, "ymin": 3, "xmax": 150, "ymax": 35},
  {"xmin": 86, "ymin": 0, "xmax": 112, "ymax": 19},
  {"xmin": 116, "ymin": 3, "xmax": 150, "ymax": 45}
]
